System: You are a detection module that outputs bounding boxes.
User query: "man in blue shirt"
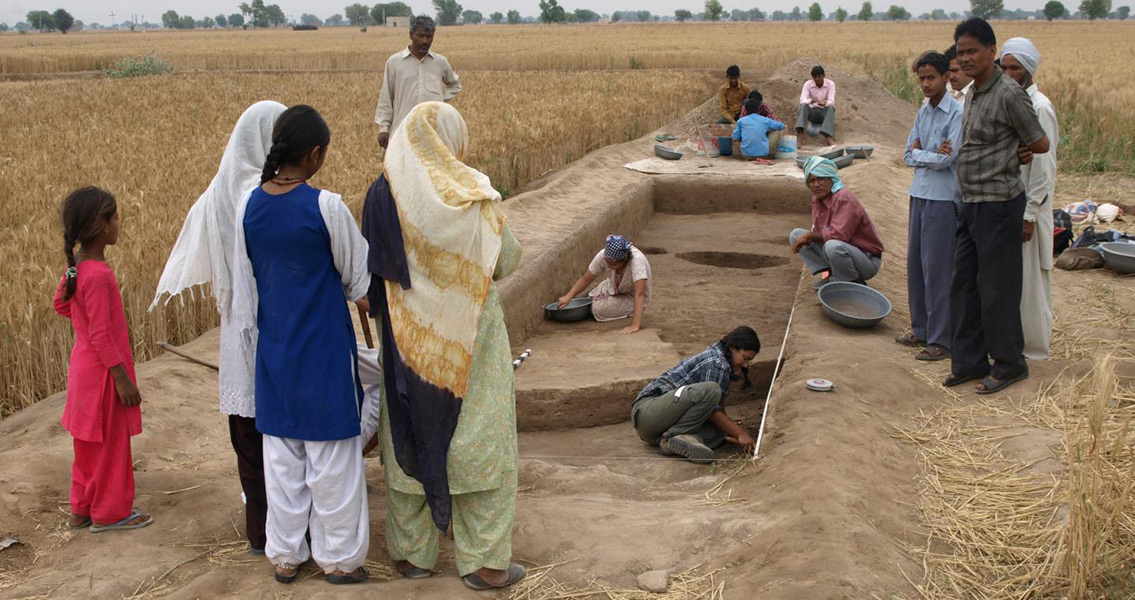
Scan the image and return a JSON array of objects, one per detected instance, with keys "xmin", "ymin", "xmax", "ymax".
[
  {"xmin": 898, "ymin": 51, "xmax": 962, "ymax": 362},
  {"xmin": 732, "ymin": 96, "xmax": 786, "ymax": 159}
]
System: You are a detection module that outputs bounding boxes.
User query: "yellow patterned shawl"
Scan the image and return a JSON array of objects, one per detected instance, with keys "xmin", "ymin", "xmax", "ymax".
[{"xmin": 383, "ymin": 102, "xmax": 504, "ymax": 399}]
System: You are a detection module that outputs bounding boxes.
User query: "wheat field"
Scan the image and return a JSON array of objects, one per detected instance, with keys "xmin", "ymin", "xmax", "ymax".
[{"xmin": 1, "ymin": 21, "xmax": 1133, "ymax": 416}]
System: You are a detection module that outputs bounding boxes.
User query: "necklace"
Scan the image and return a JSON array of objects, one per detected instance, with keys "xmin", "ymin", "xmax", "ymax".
[{"xmin": 271, "ymin": 175, "xmax": 306, "ymax": 185}]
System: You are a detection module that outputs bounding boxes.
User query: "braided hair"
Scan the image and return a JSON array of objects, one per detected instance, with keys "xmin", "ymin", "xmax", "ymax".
[
  {"xmin": 261, "ymin": 105, "xmax": 331, "ymax": 183},
  {"xmin": 60, "ymin": 186, "xmax": 117, "ymax": 301},
  {"xmin": 719, "ymin": 325, "xmax": 761, "ymax": 390}
]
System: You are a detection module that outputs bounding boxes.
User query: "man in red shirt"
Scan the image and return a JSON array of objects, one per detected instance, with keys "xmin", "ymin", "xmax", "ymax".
[{"xmin": 789, "ymin": 157, "xmax": 885, "ymax": 289}]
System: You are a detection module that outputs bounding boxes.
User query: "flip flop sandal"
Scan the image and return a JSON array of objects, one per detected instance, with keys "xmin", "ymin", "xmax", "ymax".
[
  {"xmin": 274, "ymin": 563, "xmax": 299, "ymax": 584},
  {"xmin": 250, "ymin": 546, "xmax": 265, "ymax": 556},
  {"xmin": 916, "ymin": 345, "xmax": 951, "ymax": 362},
  {"xmin": 976, "ymin": 372, "xmax": 1029, "ymax": 395},
  {"xmin": 895, "ymin": 332, "xmax": 926, "ymax": 347},
  {"xmin": 461, "ymin": 564, "xmax": 527, "ymax": 591},
  {"xmin": 68, "ymin": 516, "xmax": 92, "ymax": 530},
  {"xmin": 398, "ymin": 565, "xmax": 433, "ymax": 579},
  {"xmin": 90, "ymin": 510, "xmax": 152, "ymax": 533},
  {"xmin": 943, "ymin": 373, "xmax": 985, "ymax": 388},
  {"xmin": 327, "ymin": 567, "xmax": 369, "ymax": 585}
]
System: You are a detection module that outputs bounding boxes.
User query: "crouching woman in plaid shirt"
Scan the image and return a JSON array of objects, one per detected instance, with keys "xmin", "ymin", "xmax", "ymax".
[{"xmin": 631, "ymin": 327, "xmax": 761, "ymax": 464}]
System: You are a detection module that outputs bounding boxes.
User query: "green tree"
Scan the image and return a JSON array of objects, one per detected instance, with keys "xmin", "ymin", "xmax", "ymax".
[
  {"xmin": 791, "ymin": 6, "xmax": 803, "ymax": 18},
  {"xmin": 161, "ymin": 10, "xmax": 180, "ymax": 28},
  {"xmin": 1080, "ymin": 0, "xmax": 1110, "ymax": 19},
  {"xmin": 808, "ymin": 2, "xmax": 824, "ymax": 19},
  {"xmin": 27, "ymin": 10, "xmax": 55, "ymax": 30},
  {"xmin": 1043, "ymin": 0, "xmax": 1066, "ymax": 18},
  {"xmin": 0, "ymin": 23, "xmax": 9, "ymax": 31},
  {"xmin": 834, "ymin": 6, "xmax": 848, "ymax": 19},
  {"xmin": 52, "ymin": 9, "xmax": 74, "ymax": 32},
  {"xmin": 506, "ymin": 8, "xmax": 521, "ymax": 22},
  {"xmin": 179, "ymin": 15, "xmax": 195, "ymax": 28},
  {"xmin": 434, "ymin": 0, "xmax": 463, "ymax": 24},
  {"xmin": 345, "ymin": 3, "xmax": 371, "ymax": 25},
  {"xmin": 930, "ymin": 7, "xmax": 947, "ymax": 17},
  {"xmin": 228, "ymin": 12, "xmax": 245, "ymax": 26},
  {"xmin": 300, "ymin": 13, "xmax": 322, "ymax": 24},
  {"xmin": 1117, "ymin": 4, "xmax": 1130, "ymax": 17},
  {"xmin": 574, "ymin": 8, "xmax": 600, "ymax": 21},
  {"xmin": 635, "ymin": 10, "xmax": 653, "ymax": 20},
  {"xmin": 539, "ymin": 0, "xmax": 566, "ymax": 22},
  {"xmin": 886, "ymin": 4, "xmax": 910, "ymax": 18},
  {"xmin": 969, "ymin": 0, "xmax": 1003, "ymax": 19},
  {"xmin": 489, "ymin": 10, "xmax": 503, "ymax": 21},
  {"xmin": 265, "ymin": 4, "xmax": 286, "ymax": 25},
  {"xmin": 324, "ymin": 13, "xmax": 344, "ymax": 25},
  {"xmin": 215, "ymin": 13, "xmax": 228, "ymax": 26},
  {"xmin": 675, "ymin": 8, "xmax": 694, "ymax": 19},
  {"xmin": 856, "ymin": 1, "xmax": 873, "ymax": 19},
  {"xmin": 705, "ymin": 0, "xmax": 725, "ymax": 20},
  {"xmin": 202, "ymin": 15, "xmax": 215, "ymax": 27},
  {"xmin": 371, "ymin": 2, "xmax": 412, "ymax": 24},
  {"xmin": 462, "ymin": 9, "xmax": 483, "ymax": 22}
]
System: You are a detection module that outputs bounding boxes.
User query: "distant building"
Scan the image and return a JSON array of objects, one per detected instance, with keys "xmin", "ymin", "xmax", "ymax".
[{"xmin": 386, "ymin": 15, "xmax": 411, "ymax": 28}]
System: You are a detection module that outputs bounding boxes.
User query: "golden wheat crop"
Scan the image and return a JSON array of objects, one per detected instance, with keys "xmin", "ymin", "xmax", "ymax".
[{"xmin": 0, "ymin": 69, "xmax": 715, "ymax": 415}]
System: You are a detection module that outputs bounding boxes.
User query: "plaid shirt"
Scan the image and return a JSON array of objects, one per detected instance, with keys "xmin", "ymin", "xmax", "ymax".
[
  {"xmin": 957, "ymin": 68, "xmax": 1046, "ymax": 203},
  {"xmin": 635, "ymin": 343, "xmax": 731, "ymax": 411}
]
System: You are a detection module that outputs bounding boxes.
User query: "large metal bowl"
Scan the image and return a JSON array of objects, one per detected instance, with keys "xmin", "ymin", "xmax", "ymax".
[
  {"xmin": 654, "ymin": 144, "xmax": 683, "ymax": 160},
  {"xmin": 845, "ymin": 145, "xmax": 875, "ymax": 159},
  {"xmin": 1099, "ymin": 242, "xmax": 1135, "ymax": 274},
  {"xmin": 817, "ymin": 281, "xmax": 892, "ymax": 328},
  {"xmin": 820, "ymin": 148, "xmax": 845, "ymax": 160},
  {"xmin": 832, "ymin": 154, "xmax": 855, "ymax": 169},
  {"xmin": 544, "ymin": 297, "xmax": 593, "ymax": 322}
]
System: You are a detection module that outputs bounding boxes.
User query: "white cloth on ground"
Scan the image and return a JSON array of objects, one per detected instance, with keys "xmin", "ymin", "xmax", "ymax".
[
  {"xmin": 149, "ymin": 100, "xmax": 285, "ymax": 418},
  {"xmin": 263, "ymin": 434, "xmax": 369, "ymax": 573},
  {"xmin": 1020, "ymin": 84, "xmax": 1058, "ymax": 360},
  {"xmin": 230, "ymin": 188, "xmax": 372, "ymax": 372}
]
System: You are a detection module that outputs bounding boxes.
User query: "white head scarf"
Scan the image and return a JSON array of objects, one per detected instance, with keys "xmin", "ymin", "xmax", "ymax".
[
  {"xmin": 1002, "ymin": 37, "xmax": 1041, "ymax": 76},
  {"xmin": 150, "ymin": 100, "xmax": 286, "ymax": 313}
]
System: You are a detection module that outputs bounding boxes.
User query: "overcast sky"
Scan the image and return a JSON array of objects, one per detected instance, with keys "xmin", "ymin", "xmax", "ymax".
[{"xmin": 2, "ymin": 0, "xmax": 1051, "ymax": 27}]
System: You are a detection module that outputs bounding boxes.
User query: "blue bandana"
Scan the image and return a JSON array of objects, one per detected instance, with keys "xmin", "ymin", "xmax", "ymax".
[{"xmin": 605, "ymin": 235, "xmax": 631, "ymax": 262}]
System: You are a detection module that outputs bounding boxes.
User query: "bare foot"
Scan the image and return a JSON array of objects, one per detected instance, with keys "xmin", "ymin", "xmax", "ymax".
[
  {"xmin": 92, "ymin": 512, "xmax": 149, "ymax": 528},
  {"xmin": 68, "ymin": 513, "xmax": 89, "ymax": 527}
]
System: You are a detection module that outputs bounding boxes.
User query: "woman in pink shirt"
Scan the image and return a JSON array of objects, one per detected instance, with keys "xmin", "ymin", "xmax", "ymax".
[
  {"xmin": 54, "ymin": 187, "xmax": 152, "ymax": 533},
  {"xmin": 795, "ymin": 65, "xmax": 837, "ymax": 146}
]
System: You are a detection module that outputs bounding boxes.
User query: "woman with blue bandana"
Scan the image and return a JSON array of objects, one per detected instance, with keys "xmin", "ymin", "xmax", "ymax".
[
  {"xmin": 789, "ymin": 156, "xmax": 885, "ymax": 288},
  {"xmin": 557, "ymin": 234, "xmax": 653, "ymax": 334}
]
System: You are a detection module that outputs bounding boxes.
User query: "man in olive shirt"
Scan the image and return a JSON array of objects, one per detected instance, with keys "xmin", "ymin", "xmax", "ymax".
[
  {"xmin": 717, "ymin": 65, "xmax": 750, "ymax": 125},
  {"xmin": 945, "ymin": 18, "xmax": 1050, "ymax": 395}
]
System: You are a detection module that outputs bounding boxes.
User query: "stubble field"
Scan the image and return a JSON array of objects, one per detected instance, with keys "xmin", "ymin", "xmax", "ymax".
[{"xmin": 0, "ymin": 21, "xmax": 1132, "ymax": 417}]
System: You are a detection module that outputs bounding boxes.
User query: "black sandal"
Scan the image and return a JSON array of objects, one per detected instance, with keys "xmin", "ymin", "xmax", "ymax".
[
  {"xmin": 274, "ymin": 563, "xmax": 299, "ymax": 584},
  {"xmin": 462, "ymin": 564, "xmax": 527, "ymax": 591},
  {"xmin": 895, "ymin": 332, "xmax": 926, "ymax": 347},
  {"xmin": 327, "ymin": 567, "xmax": 368, "ymax": 585},
  {"xmin": 943, "ymin": 373, "xmax": 985, "ymax": 388},
  {"xmin": 976, "ymin": 372, "xmax": 1029, "ymax": 395},
  {"xmin": 916, "ymin": 345, "xmax": 951, "ymax": 362}
]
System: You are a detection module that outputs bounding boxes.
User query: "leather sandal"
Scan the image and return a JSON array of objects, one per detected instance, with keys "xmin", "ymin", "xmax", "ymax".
[{"xmin": 462, "ymin": 564, "xmax": 527, "ymax": 591}]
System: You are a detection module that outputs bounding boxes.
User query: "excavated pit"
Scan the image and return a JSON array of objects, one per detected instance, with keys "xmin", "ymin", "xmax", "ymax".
[{"xmin": 675, "ymin": 251, "xmax": 790, "ymax": 270}]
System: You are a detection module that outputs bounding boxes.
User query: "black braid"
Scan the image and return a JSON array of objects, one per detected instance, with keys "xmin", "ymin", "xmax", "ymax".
[
  {"xmin": 59, "ymin": 186, "xmax": 117, "ymax": 301},
  {"xmin": 260, "ymin": 141, "xmax": 289, "ymax": 184},
  {"xmin": 62, "ymin": 235, "xmax": 78, "ymax": 301},
  {"xmin": 260, "ymin": 105, "xmax": 331, "ymax": 184}
]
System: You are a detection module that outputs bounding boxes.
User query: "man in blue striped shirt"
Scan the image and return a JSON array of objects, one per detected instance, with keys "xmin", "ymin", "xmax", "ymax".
[{"xmin": 899, "ymin": 51, "xmax": 963, "ymax": 362}]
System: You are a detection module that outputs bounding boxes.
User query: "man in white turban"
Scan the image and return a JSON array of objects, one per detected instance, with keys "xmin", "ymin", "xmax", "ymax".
[{"xmin": 1001, "ymin": 37, "xmax": 1058, "ymax": 360}]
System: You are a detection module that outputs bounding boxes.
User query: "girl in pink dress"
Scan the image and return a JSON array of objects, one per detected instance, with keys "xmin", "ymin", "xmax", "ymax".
[{"xmin": 53, "ymin": 187, "xmax": 152, "ymax": 533}]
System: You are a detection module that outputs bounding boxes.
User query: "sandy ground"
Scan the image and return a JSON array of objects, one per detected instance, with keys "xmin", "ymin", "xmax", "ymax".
[{"xmin": 2, "ymin": 58, "xmax": 1133, "ymax": 600}]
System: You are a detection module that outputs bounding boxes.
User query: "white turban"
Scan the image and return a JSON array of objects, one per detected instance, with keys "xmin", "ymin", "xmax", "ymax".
[{"xmin": 1002, "ymin": 37, "xmax": 1041, "ymax": 75}]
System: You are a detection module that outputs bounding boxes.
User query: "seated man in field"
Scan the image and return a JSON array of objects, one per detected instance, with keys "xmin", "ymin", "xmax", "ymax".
[
  {"xmin": 738, "ymin": 89, "xmax": 779, "ymax": 122},
  {"xmin": 732, "ymin": 97, "xmax": 786, "ymax": 161},
  {"xmin": 795, "ymin": 65, "xmax": 837, "ymax": 146},
  {"xmin": 716, "ymin": 65, "xmax": 751, "ymax": 125}
]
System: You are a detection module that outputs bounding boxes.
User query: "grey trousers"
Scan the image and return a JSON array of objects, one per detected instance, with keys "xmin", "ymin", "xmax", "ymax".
[
  {"xmin": 796, "ymin": 104, "xmax": 836, "ymax": 138},
  {"xmin": 631, "ymin": 381, "xmax": 726, "ymax": 449},
  {"xmin": 908, "ymin": 197, "xmax": 959, "ymax": 349},
  {"xmin": 789, "ymin": 228, "xmax": 881, "ymax": 282}
]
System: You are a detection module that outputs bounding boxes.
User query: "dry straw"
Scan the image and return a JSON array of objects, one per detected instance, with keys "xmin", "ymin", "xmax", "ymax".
[{"xmin": 505, "ymin": 562, "xmax": 726, "ymax": 600}]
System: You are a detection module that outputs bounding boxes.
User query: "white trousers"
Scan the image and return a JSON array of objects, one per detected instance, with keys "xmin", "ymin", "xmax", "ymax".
[{"xmin": 263, "ymin": 435, "xmax": 369, "ymax": 573}]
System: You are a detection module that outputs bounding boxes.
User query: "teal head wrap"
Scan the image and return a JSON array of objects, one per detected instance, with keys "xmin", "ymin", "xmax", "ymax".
[{"xmin": 802, "ymin": 156, "xmax": 844, "ymax": 194}]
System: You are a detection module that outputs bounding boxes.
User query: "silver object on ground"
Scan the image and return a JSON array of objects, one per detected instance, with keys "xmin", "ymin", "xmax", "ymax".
[
  {"xmin": 845, "ymin": 145, "xmax": 875, "ymax": 159},
  {"xmin": 1099, "ymin": 241, "xmax": 1135, "ymax": 274},
  {"xmin": 817, "ymin": 281, "xmax": 893, "ymax": 329},
  {"xmin": 654, "ymin": 144, "xmax": 683, "ymax": 160},
  {"xmin": 806, "ymin": 378, "xmax": 835, "ymax": 392},
  {"xmin": 543, "ymin": 297, "xmax": 593, "ymax": 322}
]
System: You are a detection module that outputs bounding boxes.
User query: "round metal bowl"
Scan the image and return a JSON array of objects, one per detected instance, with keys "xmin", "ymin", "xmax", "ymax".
[
  {"xmin": 845, "ymin": 145, "xmax": 875, "ymax": 159},
  {"xmin": 817, "ymin": 281, "xmax": 892, "ymax": 329},
  {"xmin": 795, "ymin": 156, "xmax": 808, "ymax": 169},
  {"xmin": 819, "ymin": 148, "xmax": 845, "ymax": 160},
  {"xmin": 544, "ymin": 297, "xmax": 593, "ymax": 322},
  {"xmin": 1099, "ymin": 242, "xmax": 1135, "ymax": 275},
  {"xmin": 832, "ymin": 154, "xmax": 855, "ymax": 169},
  {"xmin": 654, "ymin": 144, "xmax": 683, "ymax": 160}
]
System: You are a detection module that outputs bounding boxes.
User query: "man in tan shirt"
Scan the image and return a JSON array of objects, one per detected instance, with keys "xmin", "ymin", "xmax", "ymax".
[
  {"xmin": 375, "ymin": 16, "xmax": 462, "ymax": 148},
  {"xmin": 717, "ymin": 65, "xmax": 750, "ymax": 124}
]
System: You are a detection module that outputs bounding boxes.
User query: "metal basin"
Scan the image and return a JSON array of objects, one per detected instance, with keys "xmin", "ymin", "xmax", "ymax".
[
  {"xmin": 544, "ymin": 297, "xmax": 593, "ymax": 322},
  {"xmin": 1099, "ymin": 242, "xmax": 1135, "ymax": 274},
  {"xmin": 817, "ymin": 281, "xmax": 892, "ymax": 329},
  {"xmin": 819, "ymin": 148, "xmax": 845, "ymax": 160},
  {"xmin": 845, "ymin": 145, "xmax": 875, "ymax": 159},
  {"xmin": 832, "ymin": 154, "xmax": 855, "ymax": 169},
  {"xmin": 654, "ymin": 145, "xmax": 683, "ymax": 160}
]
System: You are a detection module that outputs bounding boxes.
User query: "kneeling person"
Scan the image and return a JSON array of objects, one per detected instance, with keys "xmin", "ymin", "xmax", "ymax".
[
  {"xmin": 733, "ymin": 96, "xmax": 786, "ymax": 159},
  {"xmin": 632, "ymin": 327, "xmax": 760, "ymax": 463},
  {"xmin": 790, "ymin": 156, "xmax": 885, "ymax": 288},
  {"xmin": 557, "ymin": 235, "xmax": 651, "ymax": 334}
]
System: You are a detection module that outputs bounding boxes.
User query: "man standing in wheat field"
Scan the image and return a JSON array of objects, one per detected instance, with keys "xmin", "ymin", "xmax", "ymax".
[{"xmin": 375, "ymin": 16, "xmax": 463, "ymax": 150}]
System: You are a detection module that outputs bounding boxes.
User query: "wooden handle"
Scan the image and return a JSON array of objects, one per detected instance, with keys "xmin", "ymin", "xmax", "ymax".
[
  {"xmin": 156, "ymin": 342, "xmax": 219, "ymax": 371},
  {"xmin": 357, "ymin": 304, "xmax": 375, "ymax": 349}
]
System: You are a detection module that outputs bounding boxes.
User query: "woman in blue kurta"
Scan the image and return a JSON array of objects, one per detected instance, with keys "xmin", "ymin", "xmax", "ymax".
[{"xmin": 230, "ymin": 105, "xmax": 372, "ymax": 586}]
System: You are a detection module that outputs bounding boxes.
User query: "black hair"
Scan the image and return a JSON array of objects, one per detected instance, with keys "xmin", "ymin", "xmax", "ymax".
[
  {"xmin": 944, "ymin": 44, "xmax": 958, "ymax": 61},
  {"xmin": 954, "ymin": 17, "xmax": 995, "ymax": 47},
  {"xmin": 726, "ymin": 65, "xmax": 740, "ymax": 77},
  {"xmin": 60, "ymin": 186, "xmax": 117, "ymax": 301},
  {"xmin": 914, "ymin": 51, "xmax": 950, "ymax": 75},
  {"xmin": 811, "ymin": 65, "xmax": 825, "ymax": 77},
  {"xmin": 261, "ymin": 105, "xmax": 331, "ymax": 184},
  {"xmin": 410, "ymin": 15, "xmax": 435, "ymax": 33},
  {"xmin": 719, "ymin": 326, "xmax": 761, "ymax": 389},
  {"xmin": 743, "ymin": 98, "xmax": 763, "ymax": 115},
  {"xmin": 746, "ymin": 89, "xmax": 764, "ymax": 104}
]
